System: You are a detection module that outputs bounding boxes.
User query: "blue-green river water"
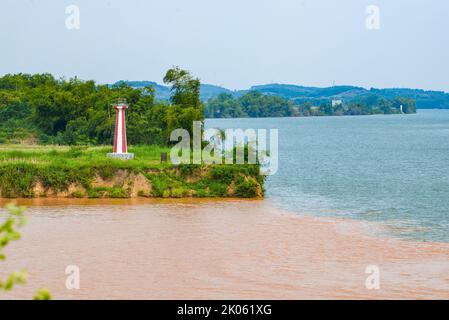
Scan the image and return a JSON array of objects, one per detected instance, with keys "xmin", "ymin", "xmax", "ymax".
[{"xmin": 207, "ymin": 110, "xmax": 449, "ymax": 242}]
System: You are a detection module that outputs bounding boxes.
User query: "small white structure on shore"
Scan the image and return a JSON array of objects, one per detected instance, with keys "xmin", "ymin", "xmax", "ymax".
[
  {"xmin": 332, "ymin": 99, "xmax": 343, "ymax": 107},
  {"xmin": 107, "ymin": 99, "xmax": 134, "ymax": 160}
]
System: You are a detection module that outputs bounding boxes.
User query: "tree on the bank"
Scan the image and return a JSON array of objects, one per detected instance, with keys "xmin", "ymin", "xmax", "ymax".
[
  {"xmin": 163, "ymin": 67, "xmax": 204, "ymax": 140},
  {"xmin": 164, "ymin": 66, "xmax": 202, "ymax": 110},
  {"xmin": 204, "ymin": 91, "xmax": 295, "ymax": 118}
]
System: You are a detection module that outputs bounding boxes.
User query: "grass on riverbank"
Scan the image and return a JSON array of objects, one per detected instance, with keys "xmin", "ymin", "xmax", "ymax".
[{"xmin": 0, "ymin": 145, "xmax": 264, "ymax": 199}]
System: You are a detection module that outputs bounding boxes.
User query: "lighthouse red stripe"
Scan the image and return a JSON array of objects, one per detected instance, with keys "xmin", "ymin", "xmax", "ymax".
[
  {"xmin": 113, "ymin": 108, "xmax": 119, "ymax": 153},
  {"xmin": 121, "ymin": 109, "xmax": 127, "ymax": 153}
]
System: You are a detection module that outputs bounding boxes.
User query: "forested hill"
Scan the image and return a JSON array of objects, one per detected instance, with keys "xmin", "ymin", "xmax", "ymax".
[
  {"xmin": 251, "ymin": 84, "xmax": 449, "ymax": 109},
  {"xmin": 117, "ymin": 81, "xmax": 449, "ymax": 109},
  {"xmin": 114, "ymin": 81, "xmax": 233, "ymax": 102}
]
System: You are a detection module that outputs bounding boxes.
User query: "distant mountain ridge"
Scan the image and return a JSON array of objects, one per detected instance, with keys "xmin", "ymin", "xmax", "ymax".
[
  {"xmin": 114, "ymin": 81, "xmax": 449, "ymax": 109},
  {"xmin": 113, "ymin": 80, "xmax": 234, "ymax": 102}
]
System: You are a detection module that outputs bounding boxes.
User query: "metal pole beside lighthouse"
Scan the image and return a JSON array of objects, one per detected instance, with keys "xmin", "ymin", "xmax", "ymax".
[{"xmin": 107, "ymin": 99, "xmax": 134, "ymax": 160}]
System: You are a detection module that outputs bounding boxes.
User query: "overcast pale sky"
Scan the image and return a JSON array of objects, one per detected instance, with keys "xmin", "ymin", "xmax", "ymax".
[{"xmin": 1, "ymin": 0, "xmax": 448, "ymax": 91}]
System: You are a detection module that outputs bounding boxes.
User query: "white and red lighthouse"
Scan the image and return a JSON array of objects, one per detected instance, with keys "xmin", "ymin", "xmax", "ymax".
[{"xmin": 107, "ymin": 99, "xmax": 134, "ymax": 160}]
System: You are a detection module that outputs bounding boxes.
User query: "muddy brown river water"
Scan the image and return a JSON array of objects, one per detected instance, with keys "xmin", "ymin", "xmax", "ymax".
[{"xmin": 0, "ymin": 198, "xmax": 448, "ymax": 299}]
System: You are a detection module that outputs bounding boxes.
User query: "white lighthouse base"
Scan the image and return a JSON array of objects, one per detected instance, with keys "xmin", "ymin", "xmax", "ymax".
[{"xmin": 107, "ymin": 153, "xmax": 134, "ymax": 160}]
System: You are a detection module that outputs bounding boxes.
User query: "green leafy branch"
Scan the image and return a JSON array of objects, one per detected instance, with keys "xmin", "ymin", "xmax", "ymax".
[{"xmin": 0, "ymin": 203, "xmax": 51, "ymax": 300}]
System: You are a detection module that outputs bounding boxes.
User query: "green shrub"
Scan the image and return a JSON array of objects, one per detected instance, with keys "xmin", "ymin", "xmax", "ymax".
[
  {"xmin": 109, "ymin": 187, "xmax": 128, "ymax": 198},
  {"xmin": 209, "ymin": 165, "xmax": 236, "ymax": 184},
  {"xmin": 137, "ymin": 190, "xmax": 146, "ymax": 197},
  {"xmin": 0, "ymin": 163, "xmax": 38, "ymax": 197},
  {"xmin": 162, "ymin": 190, "xmax": 171, "ymax": 198},
  {"xmin": 195, "ymin": 189, "xmax": 208, "ymax": 197},
  {"xmin": 71, "ymin": 190, "xmax": 85, "ymax": 198},
  {"xmin": 234, "ymin": 177, "xmax": 259, "ymax": 198},
  {"xmin": 87, "ymin": 189, "xmax": 101, "ymax": 198},
  {"xmin": 177, "ymin": 164, "xmax": 199, "ymax": 176},
  {"xmin": 96, "ymin": 165, "xmax": 115, "ymax": 180},
  {"xmin": 209, "ymin": 182, "xmax": 228, "ymax": 197},
  {"xmin": 171, "ymin": 188, "xmax": 187, "ymax": 198}
]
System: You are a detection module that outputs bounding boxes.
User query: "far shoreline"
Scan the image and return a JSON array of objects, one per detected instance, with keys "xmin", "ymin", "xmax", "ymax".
[{"xmin": 205, "ymin": 108, "xmax": 449, "ymax": 121}]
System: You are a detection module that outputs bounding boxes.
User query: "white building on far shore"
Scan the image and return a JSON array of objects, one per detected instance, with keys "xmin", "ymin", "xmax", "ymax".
[{"xmin": 332, "ymin": 99, "xmax": 343, "ymax": 107}]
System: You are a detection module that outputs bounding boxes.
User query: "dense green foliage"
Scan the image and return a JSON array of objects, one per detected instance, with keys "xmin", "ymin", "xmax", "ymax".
[
  {"xmin": 0, "ymin": 145, "xmax": 263, "ymax": 199},
  {"xmin": 162, "ymin": 66, "xmax": 205, "ymax": 139},
  {"xmin": 0, "ymin": 68, "xmax": 204, "ymax": 145},
  {"xmin": 145, "ymin": 163, "xmax": 263, "ymax": 198},
  {"xmin": 205, "ymin": 92, "xmax": 296, "ymax": 118},
  {"xmin": 205, "ymin": 91, "xmax": 416, "ymax": 118}
]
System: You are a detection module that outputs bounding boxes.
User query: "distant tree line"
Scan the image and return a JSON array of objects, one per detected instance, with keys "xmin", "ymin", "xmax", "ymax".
[
  {"xmin": 204, "ymin": 91, "xmax": 416, "ymax": 118},
  {"xmin": 205, "ymin": 91, "xmax": 296, "ymax": 118},
  {"xmin": 0, "ymin": 67, "xmax": 204, "ymax": 145}
]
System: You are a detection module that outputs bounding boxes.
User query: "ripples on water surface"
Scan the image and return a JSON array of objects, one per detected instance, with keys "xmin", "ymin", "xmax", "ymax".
[
  {"xmin": 2, "ymin": 200, "xmax": 448, "ymax": 299},
  {"xmin": 207, "ymin": 110, "xmax": 449, "ymax": 242}
]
